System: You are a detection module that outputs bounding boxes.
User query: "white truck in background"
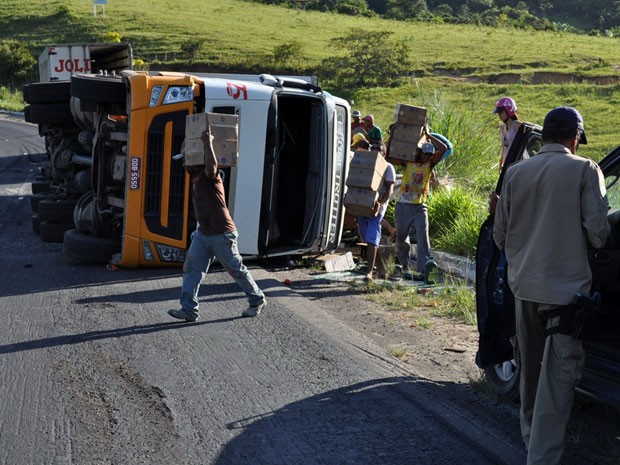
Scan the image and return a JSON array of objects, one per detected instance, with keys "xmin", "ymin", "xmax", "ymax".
[{"xmin": 38, "ymin": 43, "xmax": 133, "ymax": 81}]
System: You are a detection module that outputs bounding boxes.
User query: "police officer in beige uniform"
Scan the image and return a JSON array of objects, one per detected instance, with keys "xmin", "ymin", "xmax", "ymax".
[{"xmin": 493, "ymin": 107, "xmax": 610, "ymax": 465}]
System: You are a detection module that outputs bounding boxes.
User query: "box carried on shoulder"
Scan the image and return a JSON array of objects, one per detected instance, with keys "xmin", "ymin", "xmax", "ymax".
[
  {"xmin": 390, "ymin": 123, "xmax": 423, "ymax": 144},
  {"xmin": 388, "ymin": 139, "xmax": 418, "ymax": 163},
  {"xmin": 184, "ymin": 112, "xmax": 239, "ymax": 167},
  {"xmin": 388, "ymin": 136, "xmax": 430, "ymax": 163},
  {"xmin": 394, "ymin": 104, "xmax": 427, "ymax": 126}
]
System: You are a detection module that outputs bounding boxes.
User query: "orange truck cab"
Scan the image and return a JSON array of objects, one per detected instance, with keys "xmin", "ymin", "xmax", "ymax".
[{"xmin": 24, "ymin": 71, "xmax": 351, "ymax": 267}]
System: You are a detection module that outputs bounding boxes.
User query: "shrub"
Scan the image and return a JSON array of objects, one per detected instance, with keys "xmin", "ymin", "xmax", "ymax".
[
  {"xmin": 103, "ymin": 31, "xmax": 122, "ymax": 43},
  {"xmin": 132, "ymin": 58, "xmax": 149, "ymax": 71},
  {"xmin": 0, "ymin": 86, "xmax": 25, "ymax": 112},
  {"xmin": 319, "ymin": 31, "xmax": 411, "ymax": 91},
  {"xmin": 0, "ymin": 41, "xmax": 36, "ymax": 87},
  {"xmin": 425, "ymin": 91, "xmax": 498, "ymax": 193},
  {"xmin": 272, "ymin": 41, "xmax": 304, "ymax": 71},
  {"xmin": 54, "ymin": 5, "xmax": 77, "ymax": 22},
  {"xmin": 427, "ymin": 184, "xmax": 476, "ymax": 238},
  {"xmin": 180, "ymin": 39, "xmax": 205, "ymax": 66},
  {"xmin": 428, "ymin": 187, "xmax": 487, "ymax": 257}
]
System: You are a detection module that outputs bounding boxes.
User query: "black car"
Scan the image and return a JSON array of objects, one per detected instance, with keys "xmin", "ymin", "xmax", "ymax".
[{"xmin": 475, "ymin": 122, "xmax": 620, "ymax": 408}]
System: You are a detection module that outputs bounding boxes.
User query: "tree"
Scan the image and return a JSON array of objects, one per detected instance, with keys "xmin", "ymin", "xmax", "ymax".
[
  {"xmin": 0, "ymin": 40, "xmax": 36, "ymax": 87},
  {"xmin": 385, "ymin": 0, "xmax": 431, "ymax": 20},
  {"xmin": 180, "ymin": 39, "xmax": 205, "ymax": 66},
  {"xmin": 319, "ymin": 31, "xmax": 412, "ymax": 89},
  {"xmin": 272, "ymin": 41, "xmax": 305, "ymax": 71}
]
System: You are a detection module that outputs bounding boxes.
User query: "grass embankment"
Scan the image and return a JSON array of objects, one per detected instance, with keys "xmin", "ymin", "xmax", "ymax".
[{"xmin": 2, "ymin": 0, "xmax": 619, "ymax": 260}]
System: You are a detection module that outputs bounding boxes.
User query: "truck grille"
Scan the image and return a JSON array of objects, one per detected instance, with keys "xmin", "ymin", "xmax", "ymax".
[{"xmin": 144, "ymin": 111, "xmax": 187, "ymax": 240}]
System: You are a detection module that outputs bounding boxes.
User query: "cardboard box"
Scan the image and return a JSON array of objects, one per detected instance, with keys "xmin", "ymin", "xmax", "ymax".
[
  {"xmin": 387, "ymin": 138, "xmax": 420, "ymax": 163},
  {"xmin": 390, "ymin": 123, "xmax": 423, "ymax": 144},
  {"xmin": 184, "ymin": 112, "xmax": 239, "ymax": 167},
  {"xmin": 346, "ymin": 150, "xmax": 389, "ymax": 191},
  {"xmin": 343, "ymin": 187, "xmax": 379, "ymax": 217},
  {"xmin": 388, "ymin": 135, "xmax": 431, "ymax": 163},
  {"xmin": 316, "ymin": 251, "xmax": 356, "ymax": 272},
  {"xmin": 185, "ymin": 137, "xmax": 238, "ymax": 167},
  {"xmin": 394, "ymin": 103, "xmax": 427, "ymax": 126},
  {"xmin": 185, "ymin": 112, "xmax": 238, "ymax": 139}
]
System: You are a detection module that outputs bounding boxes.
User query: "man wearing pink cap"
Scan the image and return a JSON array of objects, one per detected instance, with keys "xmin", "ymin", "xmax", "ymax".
[{"xmin": 362, "ymin": 114, "xmax": 383, "ymax": 144}]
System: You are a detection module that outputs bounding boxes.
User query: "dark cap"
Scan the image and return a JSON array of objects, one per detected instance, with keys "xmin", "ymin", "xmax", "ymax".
[{"xmin": 543, "ymin": 106, "xmax": 587, "ymax": 144}]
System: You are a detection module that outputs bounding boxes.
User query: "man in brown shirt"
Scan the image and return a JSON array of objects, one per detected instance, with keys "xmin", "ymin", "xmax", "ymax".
[
  {"xmin": 168, "ymin": 130, "xmax": 266, "ymax": 321},
  {"xmin": 494, "ymin": 106, "xmax": 609, "ymax": 465}
]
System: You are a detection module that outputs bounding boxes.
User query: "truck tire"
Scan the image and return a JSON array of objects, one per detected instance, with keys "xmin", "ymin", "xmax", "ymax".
[
  {"xmin": 30, "ymin": 191, "xmax": 63, "ymax": 213},
  {"xmin": 37, "ymin": 198, "xmax": 77, "ymax": 222},
  {"xmin": 23, "ymin": 81, "xmax": 71, "ymax": 104},
  {"xmin": 40, "ymin": 221, "xmax": 74, "ymax": 243},
  {"xmin": 24, "ymin": 103, "xmax": 75, "ymax": 125},
  {"xmin": 71, "ymin": 74, "xmax": 126, "ymax": 106},
  {"xmin": 484, "ymin": 360, "xmax": 521, "ymax": 402},
  {"xmin": 63, "ymin": 228, "xmax": 121, "ymax": 264}
]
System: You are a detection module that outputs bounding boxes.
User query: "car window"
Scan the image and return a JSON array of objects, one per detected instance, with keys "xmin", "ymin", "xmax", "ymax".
[
  {"xmin": 524, "ymin": 137, "xmax": 542, "ymax": 160},
  {"xmin": 605, "ymin": 168, "xmax": 620, "ymax": 210}
]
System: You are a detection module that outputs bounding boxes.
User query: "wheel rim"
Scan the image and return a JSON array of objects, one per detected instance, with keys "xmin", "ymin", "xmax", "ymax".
[{"xmin": 493, "ymin": 360, "xmax": 517, "ymax": 382}]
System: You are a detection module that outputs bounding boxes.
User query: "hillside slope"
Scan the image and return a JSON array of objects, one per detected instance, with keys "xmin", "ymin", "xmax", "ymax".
[{"xmin": 1, "ymin": 0, "xmax": 619, "ymax": 81}]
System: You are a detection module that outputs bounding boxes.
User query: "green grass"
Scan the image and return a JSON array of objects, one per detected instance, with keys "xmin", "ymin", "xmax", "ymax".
[
  {"xmin": 2, "ymin": 0, "xmax": 620, "ymax": 78},
  {"xmin": 427, "ymin": 185, "xmax": 488, "ymax": 257},
  {"xmin": 0, "ymin": 86, "xmax": 25, "ymax": 112},
  {"xmin": 3, "ymin": 0, "xmax": 620, "ymax": 254},
  {"xmin": 365, "ymin": 277, "xmax": 476, "ymax": 326}
]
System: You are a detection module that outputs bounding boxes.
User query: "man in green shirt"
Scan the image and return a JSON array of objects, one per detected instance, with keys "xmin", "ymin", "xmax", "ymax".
[{"xmin": 362, "ymin": 114, "xmax": 383, "ymax": 144}]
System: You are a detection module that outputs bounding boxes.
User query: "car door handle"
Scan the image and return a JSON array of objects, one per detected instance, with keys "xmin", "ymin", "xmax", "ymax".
[{"xmin": 592, "ymin": 251, "xmax": 610, "ymax": 262}]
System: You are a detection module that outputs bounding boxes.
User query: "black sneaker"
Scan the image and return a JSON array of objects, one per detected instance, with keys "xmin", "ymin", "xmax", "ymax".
[
  {"xmin": 167, "ymin": 308, "xmax": 198, "ymax": 322},
  {"xmin": 242, "ymin": 301, "xmax": 266, "ymax": 317}
]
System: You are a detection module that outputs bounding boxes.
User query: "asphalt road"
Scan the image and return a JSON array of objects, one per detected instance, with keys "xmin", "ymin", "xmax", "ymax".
[{"xmin": 0, "ymin": 114, "xmax": 527, "ymax": 465}]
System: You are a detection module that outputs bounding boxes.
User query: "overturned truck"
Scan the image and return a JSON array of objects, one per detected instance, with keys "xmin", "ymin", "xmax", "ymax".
[{"xmin": 24, "ymin": 71, "xmax": 350, "ymax": 267}]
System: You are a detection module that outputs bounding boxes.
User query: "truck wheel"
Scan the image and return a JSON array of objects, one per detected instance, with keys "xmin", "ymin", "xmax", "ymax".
[
  {"xmin": 24, "ymin": 103, "xmax": 75, "ymax": 125},
  {"xmin": 37, "ymin": 198, "xmax": 77, "ymax": 222},
  {"xmin": 23, "ymin": 81, "xmax": 71, "ymax": 104},
  {"xmin": 40, "ymin": 221, "xmax": 74, "ymax": 243},
  {"xmin": 30, "ymin": 191, "xmax": 63, "ymax": 213},
  {"xmin": 484, "ymin": 359, "xmax": 521, "ymax": 402},
  {"xmin": 63, "ymin": 228, "xmax": 121, "ymax": 264},
  {"xmin": 71, "ymin": 74, "xmax": 126, "ymax": 106}
]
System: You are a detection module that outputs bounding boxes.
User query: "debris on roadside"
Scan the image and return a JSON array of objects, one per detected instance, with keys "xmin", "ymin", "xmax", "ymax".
[{"xmin": 315, "ymin": 251, "xmax": 356, "ymax": 272}]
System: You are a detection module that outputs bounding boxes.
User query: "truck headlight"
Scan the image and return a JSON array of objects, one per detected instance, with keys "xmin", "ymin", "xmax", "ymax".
[
  {"xmin": 155, "ymin": 243, "xmax": 186, "ymax": 262},
  {"xmin": 162, "ymin": 86, "xmax": 193, "ymax": 105},
  {"xmin": 142, "ymin": 239, "xmax": 155, "ymax": 260},
  {"xmin": 149, "ymin": 85, "xmax": 164, "ymax": 107}
]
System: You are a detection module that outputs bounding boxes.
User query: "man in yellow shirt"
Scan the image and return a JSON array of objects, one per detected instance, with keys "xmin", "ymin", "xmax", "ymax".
[{"xmin": 393, "ymin": 129, "xmax": 446, "ymax": 280}]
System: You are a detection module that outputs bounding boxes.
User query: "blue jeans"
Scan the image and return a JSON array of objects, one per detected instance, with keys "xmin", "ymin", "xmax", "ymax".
[{"xmin": 180, "ymin": 230, "xmax": 265, "ymax": 317}]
